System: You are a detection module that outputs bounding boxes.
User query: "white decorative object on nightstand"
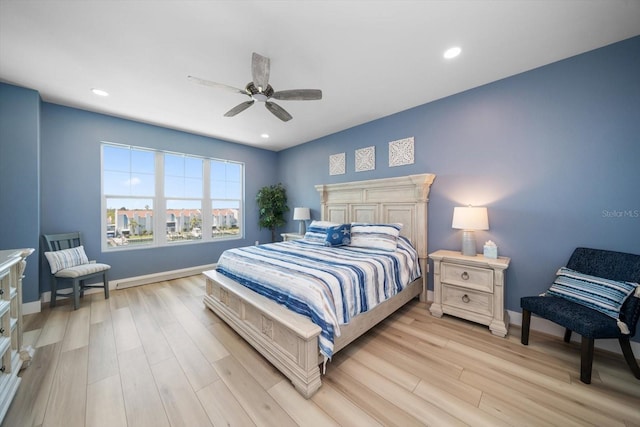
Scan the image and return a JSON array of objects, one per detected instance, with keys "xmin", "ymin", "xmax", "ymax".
[
  {"xmin": 429, "ymin": 249, "xmax": 510, "ymax": 337},
  {"xmin": 281, "ymin": 232, "xmax": 304, "ymax": 242}
]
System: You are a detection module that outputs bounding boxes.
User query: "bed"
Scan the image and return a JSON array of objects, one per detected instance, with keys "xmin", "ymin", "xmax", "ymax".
[{"xmin": 202, "ymin": 173, "xmax": 436, "ymax": 398}]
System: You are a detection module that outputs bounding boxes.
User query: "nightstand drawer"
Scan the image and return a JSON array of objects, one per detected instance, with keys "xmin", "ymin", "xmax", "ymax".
[
  {"xmin": 442, "ymin": 284, "xmax": 493, "ymax": 317},
  {"xmin": 441, "ymin": 262, "xmax": 493, "ymax": 292}
]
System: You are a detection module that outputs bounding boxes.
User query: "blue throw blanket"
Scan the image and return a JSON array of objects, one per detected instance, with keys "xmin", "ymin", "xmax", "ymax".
[{"xmin": 216, "ymin": 236, "xmax": 421, "ymax": 359}]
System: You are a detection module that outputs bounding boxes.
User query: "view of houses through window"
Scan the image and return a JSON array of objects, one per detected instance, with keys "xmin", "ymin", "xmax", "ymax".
[{"xmin": 102, "ymin": 142, "xmax": 243, "ymax": 250}]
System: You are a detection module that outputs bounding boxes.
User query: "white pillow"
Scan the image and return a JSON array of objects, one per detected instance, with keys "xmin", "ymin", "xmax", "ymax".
[
  {"xmin": 350, "ymin": 223, "xmax": 402, "ymax": 251},
  {"xmin": 304, "ymin": 220, "xmax": 341, "ymax": 244},
  {"xmin": 45, "ymin": 246, "xmax": 89, "ymax": 274}
]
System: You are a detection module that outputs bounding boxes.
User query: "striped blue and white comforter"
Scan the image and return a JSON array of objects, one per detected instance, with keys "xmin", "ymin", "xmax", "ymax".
[{"xmin": 215, "ymin": 237, "xmax": 421, "ymax": 359}]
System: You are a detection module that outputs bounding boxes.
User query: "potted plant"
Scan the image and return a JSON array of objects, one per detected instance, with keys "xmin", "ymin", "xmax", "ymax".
[{"xmin": 256, "ymin": 183, "xmax": 289, "ymax": 242}]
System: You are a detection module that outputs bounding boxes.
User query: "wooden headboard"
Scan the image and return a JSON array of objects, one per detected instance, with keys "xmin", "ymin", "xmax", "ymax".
[{"xmin": 315, "ymin": 174, "xmax": 436, "ymax": 299}]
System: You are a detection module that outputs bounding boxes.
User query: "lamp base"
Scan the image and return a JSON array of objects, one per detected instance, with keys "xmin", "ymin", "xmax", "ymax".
[
  {"xmin": 461, "ymin": 230, "xmax": 477, "ymax": 256},
  {"xmin": 298, "ymin": 220, "xmax": 306, "ymax": 236}
]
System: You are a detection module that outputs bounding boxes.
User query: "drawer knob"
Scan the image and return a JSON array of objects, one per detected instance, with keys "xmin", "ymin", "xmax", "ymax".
[
  {"xmin": 462, "ymin": 294, "xmax": 470, "ymax": 303},
  {"xmin": 0, "ymin": 365, "xmax": 5, "ymax": 373},
  {"xmin": 461, "ymin": 272, "xmax": 469, "ymax": 280},
  {"xmin": 0, "ymin": 328, "xmax": 4, "ymax": 334}
]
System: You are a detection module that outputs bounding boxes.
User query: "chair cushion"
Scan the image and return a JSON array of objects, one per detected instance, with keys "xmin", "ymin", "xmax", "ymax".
[
  {"xmin": 55, "ymin": 262, "xmax": 111, "ymax": 278},
  {"xmin": 45, "ymin": 246, "xmax": 89, "ymax": 274},
  {"xmin": 521, "ymin": 295, "xmax": 625, "ymax": 339},
  {"xmin": 546, "ymin": 267, "xmax": 638, "ymax": 331}
]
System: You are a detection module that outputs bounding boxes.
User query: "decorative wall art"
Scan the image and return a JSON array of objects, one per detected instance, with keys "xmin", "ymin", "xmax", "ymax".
[
  {"xmin": 389, "ymin": 137, "xmax": 415, "ymax": 167},
  {"xmin": 329, "ymin": 152, "xmax": 346, "ymax": 175},
  {"xmin": 355, "ymin": 146, "xmax": 375, "ymax": 172}
]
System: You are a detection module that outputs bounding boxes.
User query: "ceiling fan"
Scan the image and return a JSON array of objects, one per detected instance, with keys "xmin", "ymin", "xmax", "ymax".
[{"xmin": 188, "ymin": 52, "xmax": 322, "ymax": 122}]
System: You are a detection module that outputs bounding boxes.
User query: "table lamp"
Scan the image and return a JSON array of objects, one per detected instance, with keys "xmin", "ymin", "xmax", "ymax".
[
  {"xmin": 293, "ymin": 207, "xmax": 311, "ymax": 235},
  {"xmin": 452, "ymin": 206, "xmax": 489, "ymax": 256}
]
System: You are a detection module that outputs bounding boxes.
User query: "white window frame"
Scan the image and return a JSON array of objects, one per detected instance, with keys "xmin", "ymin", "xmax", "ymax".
[{"xmin": 101, "ymin": 141, "xmax": 244, "ymax": 251}]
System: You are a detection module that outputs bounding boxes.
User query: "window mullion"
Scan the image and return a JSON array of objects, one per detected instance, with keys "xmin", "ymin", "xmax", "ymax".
[
  {"xmin": 155, "ymin": 151, "xmax": 166, "ymax": 246},
  {"xmin": 202, "ymin": 160, "xmax": 212, "ymax": 241}
]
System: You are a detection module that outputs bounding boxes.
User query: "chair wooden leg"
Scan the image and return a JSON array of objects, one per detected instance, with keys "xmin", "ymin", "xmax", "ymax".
[
  {"xmin": 50, "ymin": 277, "xmax": 57, "ymax": 307},
  {"xmin": 564, "ymin": 328, "xmax": 572, "ymax": 343},
  {"xmin": 72, "ymin": 279, "xmax": 81, "ymax": 310},
  {"xmin": 521, "ymin": 309, "xmax": 531, "ymax": 345},
  {"xmin": 103, "ymin": 272, "xmax": 110, "ymax": 300},
  {"xmin": 619, "ymin": 337, "xmax": 640, "ymax": 379},
  {"xmin": 580, "ymin": 337, "xmax": 594, "ymax": 384}
]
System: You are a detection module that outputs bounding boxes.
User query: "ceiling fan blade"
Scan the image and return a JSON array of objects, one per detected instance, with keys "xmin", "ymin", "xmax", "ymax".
[
  {"xmin": 251, "ymin": 52, "xmax": 270, "ymax": 91},
  {"xmin": 272, "ymin": 89, "xmax": 322, "ymax": 101},
  {"xmin": 187, "ymin": 75, "xmax": 246, "ymax": 94},
  {"xmin": 265, "ymin": 101, "xmax": 292, "ymax": 122},
  {"xmin": 224, "ymin": 100, "xmax": 255, "ymax": 117}
]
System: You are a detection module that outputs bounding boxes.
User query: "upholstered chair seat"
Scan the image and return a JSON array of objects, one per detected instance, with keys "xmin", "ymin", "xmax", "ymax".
[{"xmin": 520, "ymin": 247, "xmax": 640, "ymax": 384}]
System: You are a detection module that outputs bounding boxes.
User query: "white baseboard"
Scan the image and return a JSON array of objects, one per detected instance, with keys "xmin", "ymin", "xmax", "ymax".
[
  {"xmin": 34, "ymin": 263, "xmax": 218, "ymax": 307},
  {"xmin": 112, "ymin": 263, "xmax": 217, "ymax": 290},
  {"xmin": 23, "ymin": 300, "xmax": 41, "ymax": 315},
  {"xmin": 507, "ymin": 309, "xmax": 640, "ymax": 358}
]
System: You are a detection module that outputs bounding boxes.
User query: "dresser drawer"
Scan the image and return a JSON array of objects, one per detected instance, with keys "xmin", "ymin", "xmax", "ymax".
[
  {"xmin": 442, "ymin": 284, "xmax": 493, "ymax": 317},
  {"xmin": 441, "ymin": 262, "xmax": 493, "ymax": 292}
]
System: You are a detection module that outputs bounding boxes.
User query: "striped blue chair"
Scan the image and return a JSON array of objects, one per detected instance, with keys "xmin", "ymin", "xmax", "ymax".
[
  {"xmin": 520, "ymin": 247, "xmax": 640, "ymax": 383},
  {"xmin": 43, "ymin": 232, "xmax": 110, "ymax": 310}
]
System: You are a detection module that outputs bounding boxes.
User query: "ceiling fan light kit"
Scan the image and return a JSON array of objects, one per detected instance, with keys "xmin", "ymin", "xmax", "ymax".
[{"xmin": 189, "ymin": 52, "xmax": 322, "ymax": 122}]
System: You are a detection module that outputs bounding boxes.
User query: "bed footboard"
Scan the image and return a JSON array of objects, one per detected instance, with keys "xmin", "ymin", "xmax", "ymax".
[{"xmin": 203, "ymin": 270, "xmax": 323, "ymax": 398}]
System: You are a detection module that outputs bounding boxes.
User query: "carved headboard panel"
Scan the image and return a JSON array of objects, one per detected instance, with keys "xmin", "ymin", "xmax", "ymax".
[{"xmin": 314, "ymin": 174, "xmax": 436, "ymax": 273}]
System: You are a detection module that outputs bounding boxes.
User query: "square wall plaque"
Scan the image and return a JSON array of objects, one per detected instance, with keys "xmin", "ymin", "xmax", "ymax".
[
  {"xmin": 389, "ymin": 137, "xmax": 414, "ymax": 167},
  {"xmin": 355, "ymin": 146, "xmax": 375, "ymax": 172},
  {"xmin": 329, "ymin": 152, "xmax": 346, "ymax": 175}
]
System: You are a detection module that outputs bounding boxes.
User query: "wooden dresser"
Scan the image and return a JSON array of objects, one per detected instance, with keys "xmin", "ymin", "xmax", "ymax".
[{"xmin": 0, "ymin": 248, "xmax": 33, "ymax": 423}]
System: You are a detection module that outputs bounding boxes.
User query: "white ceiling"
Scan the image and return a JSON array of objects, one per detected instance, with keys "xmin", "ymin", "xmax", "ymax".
[{"xmin": 1, "ymin": 1, "xmax": 639, "ymax": 151}]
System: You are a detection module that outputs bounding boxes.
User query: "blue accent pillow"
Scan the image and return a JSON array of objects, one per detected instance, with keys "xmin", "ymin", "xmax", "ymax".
[
  {"xmin": 324, "ymin": 224, "xmax": 351, "ymax": 247},
  {"xmin": 546, "ymin": 267, "xmax": 638, "ymax": 333}
]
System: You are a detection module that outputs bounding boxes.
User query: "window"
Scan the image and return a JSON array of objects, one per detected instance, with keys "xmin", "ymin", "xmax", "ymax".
[
  {"xmin": 165, "ymin": 153, "xmax": 203, "ymax": 243},
  {"xmin": 101, "ymin": 142, "xmax": 244, "ymax": 250},
  {"xmin": 211, "ymin": 160, "xmax": 242, "ymax": 239}
]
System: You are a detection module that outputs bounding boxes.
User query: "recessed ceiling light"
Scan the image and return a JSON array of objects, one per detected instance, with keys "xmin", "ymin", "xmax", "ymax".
[
  {"xmin": 260, "ymin": 133, "xmax": 269, "ymax": 139},
  {"xmin": 91, "ymin": 88, "xmax": 109, "ymax": 96},
  {"xmin": 443, "ymin": 47, "xmax": 462, "ymax": 59}
]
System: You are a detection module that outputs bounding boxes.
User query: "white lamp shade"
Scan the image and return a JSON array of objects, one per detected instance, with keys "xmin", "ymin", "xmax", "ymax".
[
  {"xmin": 293, "ymin": 207, "xmax": 311, "ymax": 221},
  {"xmin": 452, "ymin": 206, "xmax": 489, "ymax": 231}
]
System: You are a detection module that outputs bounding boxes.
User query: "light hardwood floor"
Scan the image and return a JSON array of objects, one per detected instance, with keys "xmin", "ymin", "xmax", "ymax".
[{"xmin": 3, "ymin": 275, "xmax": 639, "ymax": 427}]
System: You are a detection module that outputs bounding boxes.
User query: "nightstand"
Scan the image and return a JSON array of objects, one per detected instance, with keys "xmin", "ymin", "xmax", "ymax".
[
  {"xmin": 429, "ymin": 249, "xmax": 510, "ymax": 337},
  {"xmin": 281, "ymin": 232, "xmax": 304, "ymax": 242}
]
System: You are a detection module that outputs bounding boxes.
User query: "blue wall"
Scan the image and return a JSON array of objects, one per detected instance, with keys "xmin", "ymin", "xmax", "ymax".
[
  {"xmin": 0, "ymin": 84, "xmax": 40, "ymax": 302},
  {"xmin": 0, "ymin": 87, "xmax": 281, "ymax": 303},
  {"xmin": 1, "ymin": 36, "xmax": 639, "ymax": 316},
  {"xmin": 39, "ymin": 103, "xmax": 279, "ymax": 292},
  {"xmin": 278, "ymin": 36, "xmax": 640, "ymax": 314}
]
